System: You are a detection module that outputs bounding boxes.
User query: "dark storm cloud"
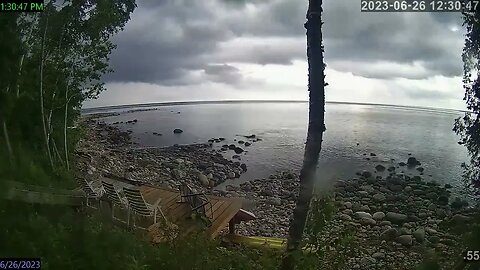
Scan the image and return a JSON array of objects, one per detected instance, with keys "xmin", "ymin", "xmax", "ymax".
[
  {"xmin": 203, "ymin": 64, "xmax": 243, "ymax": 84},
  {"xmin": 105, "ymin": 0, "xmax": 464, "ymax": 85}
]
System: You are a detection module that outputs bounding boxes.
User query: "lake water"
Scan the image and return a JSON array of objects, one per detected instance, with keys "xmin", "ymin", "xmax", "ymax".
[{"xmin": 87, "ymin": 102, "xmax": 470, "ymax": 195}]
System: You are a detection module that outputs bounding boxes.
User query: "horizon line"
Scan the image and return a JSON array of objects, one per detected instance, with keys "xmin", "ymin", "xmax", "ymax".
[{"xmin": 81, "ymin": 100, "xmax": 468, "ymax": 114}]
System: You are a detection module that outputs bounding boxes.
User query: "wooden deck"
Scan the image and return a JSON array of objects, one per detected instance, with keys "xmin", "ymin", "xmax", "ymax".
[{"xmin": 139, "ymin": 185, "xmax": 243, "ymax": 239}]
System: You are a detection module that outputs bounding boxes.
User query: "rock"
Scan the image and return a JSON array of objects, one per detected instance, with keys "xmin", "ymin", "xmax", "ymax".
[
  {"xmin": 375, "ymin": 164, "xmax": 386, "ymax": 171},
  {"xmin": 416, "ymin": 167, "xmax": 425, "ymax": 172},
  {"xmin": 240, "ymin": 163, "xmax": 247, "ymax": 171},
  {"xmin": 355, "ymin": 211, "xmax": 373, "ymax": 219},
  {"xmin": 173, "ymin": 128, "xmax": 184, "ymax": 134},
  {"xmin": 234, "ymin": 147, "xmax": 244, "ymax": 154},
  {"xmin": 435, "ymin": 209, "xmax": 447, "ymax": 218},
  {"xmin": 360, "ymin": 205, "xmax": 371, "ymax": 212},
  {"xmin": 244, "ymin": 142, "xmax": 252, "ymax": 147},
  {"xmin": 228, "ymin": 172, "xmax": 236, "ymax": 179},
  {"xmin": 399, "ymin": 227, "xmax": 411, "ymax": 235},
  {"xmin": 373, "ymin": 193, "xmax": 386, "ymax": 202},
  {"xmin": 372, "ymin": 252, "xmax": 385, "ymax": 259},
  {"xmin": 228, "ymin": 144, "xmax": 237, "ymax": 150},
  {"xmin": 373, "ymin": 212, "xmax": 386, "ymax": 220},
  {"xmin": 340, "ymin": 214, "xmax": 353, "ymax": 221},
  {"xmin": 404, "ymin": 186, "xmax": 412, "ymax": 192},
  {"xmin": 425, "ymin": 227, "xmax": 437, "ymax": 235},
  {"xmin": 360, "ymin": 217, "xmax": 377, "ymax": 226},
  {"xmin": 380, "ymin": 228, "xmax": 398, "ymax": 240},
  {"xmin": 238, "ymin": 140, "xmax": 245, "ymax": 144},
  {"xmin": 428, "ymin": 236, "xmax": 440, "ymax": 244},
  {"xmin": 407, "ymin": 157, "xmax": 420, "ymax": 166},
  {"xmin": 171, "ymin": 169, "xmax": 186, "ymax": 179},
  {"xmin": 358, "ymin": 191, "xmax": 369, "ymax": 196},
  {"xmin": 197, "ymin": 173, "xmax": 210, "ymax": 187},
  {"xmin": 245, "ymin": 134, "xmax": 256, "ymax": 139},
  {"xmin": 397, "ymin": 235, "xmax": 413, "ymax": 246},
  {"xmin": 267, "ymin": 197, "xmax": 282, "ymax": 206},
  {"xmin": 444, "ymin": 184, "xmax": 452, "ymax": 189},
  {"xmin": 386, "ymin": 212, "xmax": 408, "ymax": 225},
  {"xmin": 388, "ymin": 184, "xmax": 403, "ymax": 192},
  {"xmin": 399, "ymin": 162, "xmax": 407, "ymax": 166},
  {"xmin": 387, "ymin": 166, "xmax": 396, "ymax": 172},
  {"xmin": 344, "ymin": 202, "xmax": 353, "ymax": 209},
  {"xmin": 370, "ymin": 153, "xmax": 377, "ymax": 156},
  {"xmin": 452, "ymin": 214, "xmax": 471, "ymax": 223},
  {"xmin": 361, "ymin": 171, "xmax": 372, "ymax": 178},
  {"xmin": 450, "ymin": 197, "xmax": 468, "ymax": 209},
  {"xmin": 437, "ymin": 195, "xmax": 449, "ymax": 206},
  {"xmin": 412, "ymin": 176, "xmax": 422, "ymax": 182},
  {"xmin": 413, "ymin": 228, "xmax": 426, "ymax": 243},
  {"xmin": 379, "ymin": 220, "xmax": 392, "ymax": 226}
]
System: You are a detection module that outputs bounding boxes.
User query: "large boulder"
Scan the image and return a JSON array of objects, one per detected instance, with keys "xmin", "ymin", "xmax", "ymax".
[
  {"xmin": 373, "ymin": 212, "xmax": 386, "ymax": 220},
  {"xmin": 397, "ymin": 235, "xmax": 413, "ymax": 246},
  {"xmin": 173, "ymin": 128, "xmax": 184, "ymax": 134},
  {"xmin": 407, "ymin": 157, "xmax": 420, "ymax": 166},
  {"xmin": 386, "ymin": 212, "xmax": 408, "ymax": 225},
  {"xmin": 413, "ymin": 228, "xmax": 425, "ymax": 243},
  {"xmin": 355, "ymin": 211, "xmax": 372, "ymax": 219},
  {"xmin": 234, "ymin": 147, "xmax": 244, "ymax": 154},
  {"xmin": 360, "ymin": 217, "xmax": 377, "ymax": 226},
  {"xmin": 380, "ymin": 228, "xmax": 398, "ymax": 241},
  {"xmin": 361, "ymin": 170, "xmax": 372, "ymax": 178},
  {"xmin": 197, "ymin": 173, "xmax": 210, "ymax": 187}
]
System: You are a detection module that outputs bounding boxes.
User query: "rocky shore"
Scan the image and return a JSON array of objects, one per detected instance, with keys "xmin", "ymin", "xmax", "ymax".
[
  {"xmin": 76, "ymin": 117, "xmax": 252, "ymax": 190},
  {"xmin": 76, "ymin": 115, "xmax": 478, "ymax": 270}
]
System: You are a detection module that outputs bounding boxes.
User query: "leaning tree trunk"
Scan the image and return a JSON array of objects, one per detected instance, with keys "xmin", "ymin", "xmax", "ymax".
[{"xmin": 280, "ymin": 0, "xmax": 326, "ymax": 269}]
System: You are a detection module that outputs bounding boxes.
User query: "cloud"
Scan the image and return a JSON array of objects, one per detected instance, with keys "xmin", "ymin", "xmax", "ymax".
[{"xmin": 90, "ymin": 0, "xmax": 467, "ymax": 110}]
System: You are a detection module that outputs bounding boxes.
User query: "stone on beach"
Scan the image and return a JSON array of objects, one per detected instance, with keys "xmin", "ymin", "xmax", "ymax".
[
  {"xmin": 386, "ymin": 212, "xmax": 408, "ymax": 225},
  {"xmin": 197, "ymin": 173, "xmax": 210, "ymax": 187},
  {"xmin": 397, "ymin": 235, "xmax": 413, "ymax": 246},
  {"xmin": 355, "ymin": 211, "xmax": 373, "ymax": 219}
]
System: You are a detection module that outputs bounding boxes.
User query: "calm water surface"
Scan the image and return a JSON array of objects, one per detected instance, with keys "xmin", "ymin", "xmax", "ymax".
[{"xmin": 89, "ymin": 102, "xmax": 469, "ymax": 194}]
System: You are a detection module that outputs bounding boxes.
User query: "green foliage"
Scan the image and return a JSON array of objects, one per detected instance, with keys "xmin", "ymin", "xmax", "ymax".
[
  {"xmin": 453, "ymin": 7, "xmax": 480, "ymax": 196},
  {"xmin": 0, "ymin": 200, "xmax": 285, "ymax": 270},
  {"xmin": 416, "ymin": 260, "xmax": 441, "ymax": 270},
  {"xmin": 299, "ymin": 195, "xmax": 357, "ymax": 269},
  {"xmin": 0, "ymin": 0, "xmax": 137, "ymax": 177}
]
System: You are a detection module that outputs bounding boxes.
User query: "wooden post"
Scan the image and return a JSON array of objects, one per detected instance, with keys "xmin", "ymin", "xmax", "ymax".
[{"xmin": 228, "ymin": 220, "xmax": 235, "ymax": 235}]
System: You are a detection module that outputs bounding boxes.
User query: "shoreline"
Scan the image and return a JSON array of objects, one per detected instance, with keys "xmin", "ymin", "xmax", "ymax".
[{"xmin": 76, "ymin": 116, "xmax": 477, "ymax": 269}]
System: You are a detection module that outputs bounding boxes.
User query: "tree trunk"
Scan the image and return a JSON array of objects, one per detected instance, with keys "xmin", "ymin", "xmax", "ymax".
[
  {"xmin": 280, "ymin": 0, "xmax": 326, "ymax": 269},
  {"xmin": 39, "ymin": 15, "xmax": 54, "ymax": 169},
  {"xmin": 64, "ymin": 90, "xmax": 69, "ymax": 170},
  {"xmin": 2, "ymin": 120, "xmax": 13, "ymax": 165}
]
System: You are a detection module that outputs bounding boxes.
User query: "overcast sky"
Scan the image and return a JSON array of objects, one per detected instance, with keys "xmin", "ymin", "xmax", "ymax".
[{"xmin": 84, "ymin": 0, "xmax": 466, "ymax": 110}]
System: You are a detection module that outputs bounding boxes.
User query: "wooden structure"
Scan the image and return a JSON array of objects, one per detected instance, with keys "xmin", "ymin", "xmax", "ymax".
[
  {"xmin": 3, "ymin": 177, "xmax": 255, "ymax": 240},
  {"xmin": 139, "ymin": 185, "xmax": 244, "ymax": 238},
  {"xmin": 3, "ymin": 180, "xmax": 84, "ymax": 206}
]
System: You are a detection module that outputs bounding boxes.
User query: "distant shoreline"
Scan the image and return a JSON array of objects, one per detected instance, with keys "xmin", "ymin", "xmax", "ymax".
[{"xmin": 81, "ymin": 100, "xmax": 468, "ymax": 115}]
